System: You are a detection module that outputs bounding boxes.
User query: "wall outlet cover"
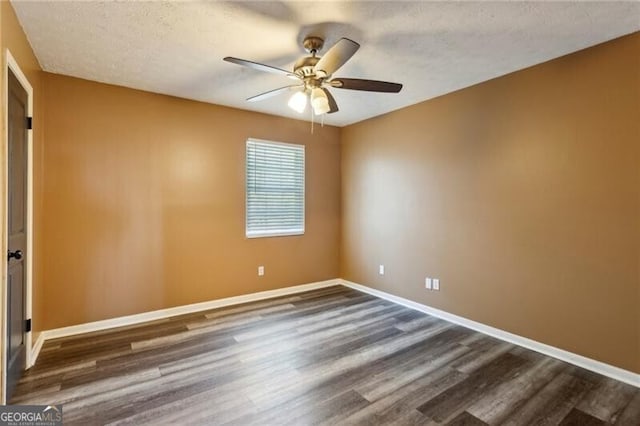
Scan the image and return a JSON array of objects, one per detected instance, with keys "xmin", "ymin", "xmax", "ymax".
[{"xmin": 425, "ymin": 278, "xmax": 432, "ymax": 290}]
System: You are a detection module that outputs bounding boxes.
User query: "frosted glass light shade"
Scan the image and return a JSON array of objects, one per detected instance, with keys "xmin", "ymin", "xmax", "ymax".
[
  {"xmin": 311, "ymin": 88, "xmax": 330, "ymax": 115},
  {"xmin": 288, "ymin": 91, "xmax": 307, "ymax": 113}
]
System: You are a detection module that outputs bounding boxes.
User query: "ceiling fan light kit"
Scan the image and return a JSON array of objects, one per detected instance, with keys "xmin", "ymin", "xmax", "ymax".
[
  {"xmin": 288, "ymin": 91, "xmax": 308, "ymax": 114},
  {"xmin": 311, "ymin": 88, "xmax": 330, "ymax": 115},
  {"xmin": 224, "ymin": 35, "xmax": 403, "ymax": 120}
]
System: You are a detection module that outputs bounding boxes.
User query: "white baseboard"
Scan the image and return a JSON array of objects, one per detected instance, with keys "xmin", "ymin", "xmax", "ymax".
[
  {"xmin": 33, "ymin": 279, "xmax": 340, "ymax": 362},
  {"xmin": 30, "ymin": 277, "xmax": 638, "ymax": 389},
  {"xmin": 340, "ymin": 279, "xmax": 640, "ymax": 388},
  {"xmin": 29, "ymin": 332, "xmax": 45, "ymax": 369}
]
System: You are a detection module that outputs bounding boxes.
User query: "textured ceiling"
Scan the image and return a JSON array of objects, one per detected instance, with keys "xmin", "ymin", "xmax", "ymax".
[{"xmin": 11, "ymin": 1, "xmax": 640, "ymax": 127}]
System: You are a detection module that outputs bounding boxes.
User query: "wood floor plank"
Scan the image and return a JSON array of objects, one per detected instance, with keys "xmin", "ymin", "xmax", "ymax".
[
  {"xmin": 450, "ymin": 340, "xmax": 515, "ymax": 374},
  {"xmin": 16, "ymin": 367, "xmax": 163, "ymax": 407},
  {"xmin": 278, "ymin": 389, "xmax": 370, "ymax": 426},
  {"xmin": 559, "ymin": 408, "xmax": 607, "ymax": 426},
  {"xmin": 340, "ymin": 369, "xmax": 464, "ymax": 424},
  {"xmin": 354, "ymin": 331, "xmax": 472, "ymax": 401},
  {"xmin": 371, "ymin": 368, "xmax": 469, "ymax": 424},
  {"xmin": 19, "ymin": 359, "xmax": 97, "ymax": 383},
  {"xmin": 233, "ymin": 330, "xmax": 462, "ymax": 424},
  {"xmin": 107, "ymin": 387, "xmax": 254, "ymax": 426},
  {"xmin": 446, "ymin": 411, "xmax": 488, "ymax": 426},
  {"xmin": 417, "ymin": 352, "xmax": 529, "ymax": 422},
  {"xmin": 615, "ymin": 391, "xmax": 640, "ymax": 425},
  {"xmin": 394, "ymin": 314, "xmax": 443, "ymax": 332},
  {"xmin": 466, "ymin": 356, "xmax": 567, "ymax": 423},
  {"xmin": 9, "ymin": 384, "xmax": 62, "ymax": 405},
  {"xmin": 132, "ymin": 295, "xmax": 380, "ymax": 352},
  {"xmin": 10, "ymin": 286, "xmax": 639, "ymax": 425},
  {"xmin": 575, "ymin": 375, "xmax": 638, "ymax": 423},
  {"xmin": 500, "ymin": 371, "xmax": 595, "ymax": 426}
]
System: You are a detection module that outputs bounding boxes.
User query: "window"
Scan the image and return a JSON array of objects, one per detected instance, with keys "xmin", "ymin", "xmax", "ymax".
[{"xmin": 246, "ymin": 139, "xmax": 305, "ymax": 238}]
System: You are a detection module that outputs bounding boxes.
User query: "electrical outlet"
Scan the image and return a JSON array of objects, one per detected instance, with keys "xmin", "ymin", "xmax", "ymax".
[
  {"xmin": 258, "ymin": 266, "xmax": 264, "ymax": 276},
  {"xmin": 425, "ymin": 278, "xmax": 432, "ymax": 290},
  {"xmin": 379, "ymin": 265, "xmax": 385, "ymax": 275},
  {"xmin": 433, "ymin": 278, "xmax": 440, "ymax": 291}
]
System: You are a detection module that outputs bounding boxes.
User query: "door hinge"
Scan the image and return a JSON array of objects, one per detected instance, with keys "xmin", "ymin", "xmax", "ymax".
[
  {"xmin": 26, "ymin": 116, "xmax": 33, "ymax": 130},
  {"xmin": 25, "ymin": 318, "xmax": 32, "ymax": 333}
]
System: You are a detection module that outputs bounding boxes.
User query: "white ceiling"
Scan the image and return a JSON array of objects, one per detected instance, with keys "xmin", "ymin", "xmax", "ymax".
[{"xmin": 11, "ymin": 1, "xmax": 640, "ymax": 127}]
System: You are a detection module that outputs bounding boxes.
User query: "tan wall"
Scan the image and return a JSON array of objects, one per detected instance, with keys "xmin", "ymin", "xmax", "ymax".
[
  {"xmin": 341, "ymin": 33, "xmax": 640, "ymax": 373},
  {"xmin": 40, "ymin": 73, "xmax": 341, "ymax": 329}
]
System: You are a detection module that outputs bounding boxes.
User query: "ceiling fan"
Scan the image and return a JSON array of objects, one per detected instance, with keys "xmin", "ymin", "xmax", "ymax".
[{"xmin": 223, "ymin": 36, "xmax": 403, "ymax": 116}]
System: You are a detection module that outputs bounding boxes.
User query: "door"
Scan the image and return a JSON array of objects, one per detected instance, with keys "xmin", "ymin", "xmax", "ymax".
[{"xmin": 6, "ymin": 68, "xmax": 29, "ymax": 401}]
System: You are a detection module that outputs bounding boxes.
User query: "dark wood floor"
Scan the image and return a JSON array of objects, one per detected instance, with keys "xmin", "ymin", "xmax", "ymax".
[{"xmin": 11, "ymin": 286, "xmax": 640, "ymax": 425}]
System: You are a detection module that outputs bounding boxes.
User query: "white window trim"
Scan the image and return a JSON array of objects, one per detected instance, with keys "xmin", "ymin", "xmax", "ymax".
[{"xmin": 246, "ymin": 229, "xmax": 304, "ymax": 239}]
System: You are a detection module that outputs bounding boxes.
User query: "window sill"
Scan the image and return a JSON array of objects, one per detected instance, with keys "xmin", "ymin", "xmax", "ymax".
[{"xmin": 246, "ymin": 230, "xmax": 305, "ymax": 239}]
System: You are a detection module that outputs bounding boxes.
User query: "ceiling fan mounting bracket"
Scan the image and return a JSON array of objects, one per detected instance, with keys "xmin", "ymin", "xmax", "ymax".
[{"xmin": 303, "ymin": 36, "xmax": 324, "ymax": 54}]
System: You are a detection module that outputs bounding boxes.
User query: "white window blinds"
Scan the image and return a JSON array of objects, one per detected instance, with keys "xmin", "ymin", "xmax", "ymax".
[{"xmin": 246, "ymin": 139, "xmax": 305, "ymax": 238}]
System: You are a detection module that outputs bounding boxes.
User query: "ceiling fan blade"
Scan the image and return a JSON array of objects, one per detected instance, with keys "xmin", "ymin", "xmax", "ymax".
[
  {"xmin": 314, "ymin": 38, "xmax": 360, "ymax": 78},
  {"xmin": 223, "ymin": 57, "xmax": 299, "ymax": 79},
  {"xmin": 322, "ymin": 88, "xmax": 339, "ymax": 114},
  {"xmin": 330, "ymin": 78, "xmax": 403, "ymax": 93},
  {"xmin": 247, "ymin": 85, "xmax": 303, "ymax": 102}
]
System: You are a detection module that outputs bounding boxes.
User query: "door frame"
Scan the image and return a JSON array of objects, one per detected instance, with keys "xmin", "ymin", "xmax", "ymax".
[{"xmin": 1, "ymin": 49, "xmax": 34, "ymax": 404}]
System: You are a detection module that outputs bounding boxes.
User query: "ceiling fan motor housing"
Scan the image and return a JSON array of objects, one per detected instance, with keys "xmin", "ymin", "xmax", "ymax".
[{"xmin": 294, "ymin": 56, "xmax": 321, "ymax": 79}]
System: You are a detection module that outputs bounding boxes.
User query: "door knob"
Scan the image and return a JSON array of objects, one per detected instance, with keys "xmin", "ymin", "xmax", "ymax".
[{"xmin": 7, "ymin": 250, "xmax": 22, "ymax": 261}]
